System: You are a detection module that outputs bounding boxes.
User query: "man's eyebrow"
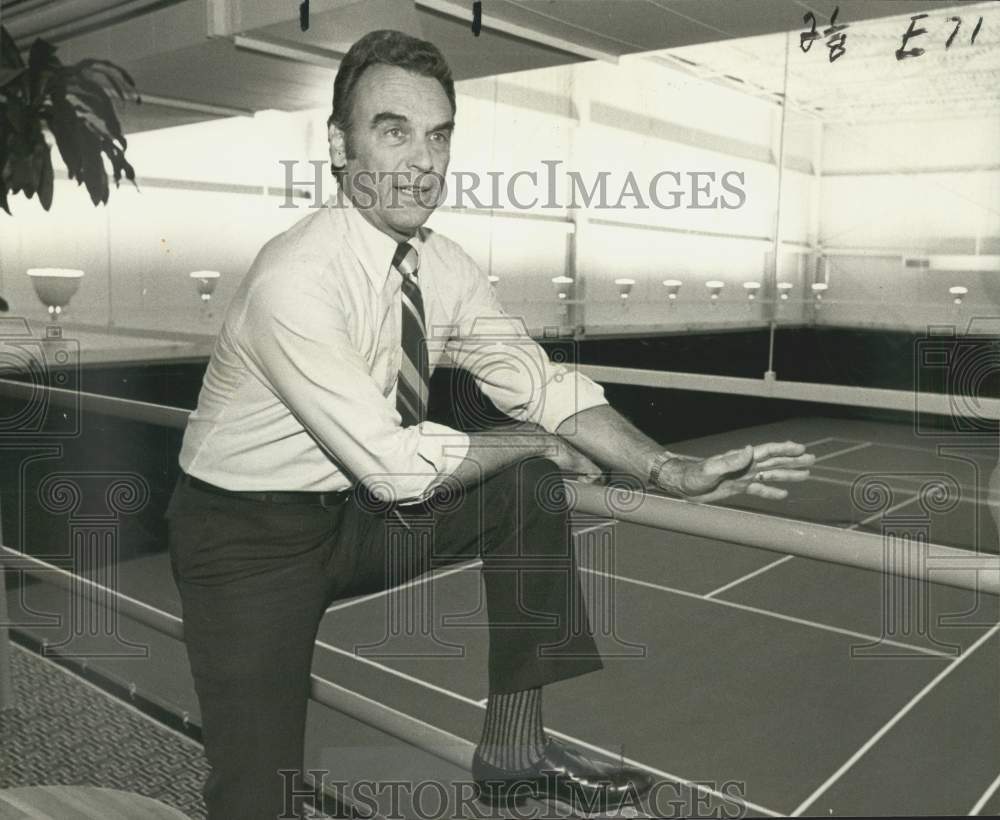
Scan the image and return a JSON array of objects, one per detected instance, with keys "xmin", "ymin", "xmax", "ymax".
[
  {"xmin": 370, "ymin": 111, "xmax": 408, "ymax": 127},
  {"xmin": 368, "ymin": 112, "xmax": 455, "ymax": 134}
]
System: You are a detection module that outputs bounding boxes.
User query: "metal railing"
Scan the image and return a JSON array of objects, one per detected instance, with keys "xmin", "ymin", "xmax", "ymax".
[
  {"xmin": 0, "ymin": 543, "xmax": 476, "ymax": 772},
  {"xmin": 0, "ymin": 368, "xmax": 996, "ymax": 780}
]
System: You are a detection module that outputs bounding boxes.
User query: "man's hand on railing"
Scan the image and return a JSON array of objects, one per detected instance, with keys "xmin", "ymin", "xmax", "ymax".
[{"xmin": 652, "ymin": 441, "xmax": 814, "ymax": 503}]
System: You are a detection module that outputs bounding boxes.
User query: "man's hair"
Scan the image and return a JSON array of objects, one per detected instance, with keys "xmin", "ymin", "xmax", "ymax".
[{"xmin": 327, "ymin": 29, "xmax": 456, "ymax": 135}]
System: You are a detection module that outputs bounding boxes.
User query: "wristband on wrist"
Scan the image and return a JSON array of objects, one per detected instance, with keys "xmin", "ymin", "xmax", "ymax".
[{"xmin": 648, "ymin": 452, "xmax": 673, "ymax": 488}]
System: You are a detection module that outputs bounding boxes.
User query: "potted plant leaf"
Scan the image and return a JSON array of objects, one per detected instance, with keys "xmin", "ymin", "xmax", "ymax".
[{"xmin": 0, "ymin": 23, "xmax": 141, "ymax": 216}]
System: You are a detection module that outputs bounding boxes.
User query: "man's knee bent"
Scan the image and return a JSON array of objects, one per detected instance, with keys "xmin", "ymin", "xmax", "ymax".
[{"xmin": 479, "ymin": 456, "xmax": 572, "ymax": 557}]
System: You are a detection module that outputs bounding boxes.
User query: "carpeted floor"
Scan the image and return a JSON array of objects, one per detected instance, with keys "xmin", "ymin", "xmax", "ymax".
[{"xmin": 0, "ymin": 644, "xmax": 209, "ymax": 819}]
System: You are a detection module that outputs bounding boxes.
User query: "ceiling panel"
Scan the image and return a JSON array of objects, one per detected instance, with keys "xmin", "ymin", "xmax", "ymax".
[
  {"xmin": 638, "ymin": 0, "xmax": 966, "ymax": 42},
  {"xmin": 260, "ymin": 0, "xmax": 424, "ymax": 54},
  {"xmin": 124, "ymin": 41, "xmax": 335, "ymax": 112},
  {"xmin": 418, "ymin": 6, "xmax": 589, "ymax": 79},
  {"xmin": 17, "ymin": 0, "xmax": 983, "ymax": 134},
  {"xmin": 509, "ymin": 0, "xmax": 746, "ymax": 50},
  {"xmin": 476, "ymin": 0, "xmax": 649, "ymax": 53},
  {"xmin": 115, "ymin": 100, "xmax": 229, "ymax": 134},
  {"xmin": 495, "ymin": 0, "xmax": 970, "ymax": 51},
  {"xmin": 661, "ymin": 0, "xmax": 1000, "ymax": 122}
]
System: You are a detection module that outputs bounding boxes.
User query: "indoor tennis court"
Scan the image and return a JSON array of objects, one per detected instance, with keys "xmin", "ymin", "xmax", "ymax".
[{"xmin": 1, "ymin": 1, "xmax": 998, "ymax": 818}]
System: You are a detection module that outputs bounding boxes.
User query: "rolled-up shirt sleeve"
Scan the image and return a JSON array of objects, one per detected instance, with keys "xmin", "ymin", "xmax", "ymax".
[
  {"xmin": 442, "ymin": 250, "xmax": 609, "ymax": 433},
  {"xmin": 238, "ymin": 264, "xmax": 469, "ymax": 503}
]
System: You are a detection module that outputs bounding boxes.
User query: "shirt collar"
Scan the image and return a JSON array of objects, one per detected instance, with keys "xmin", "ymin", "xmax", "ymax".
[{"xmin": 334, "ymin": 191, "xmax": 424, "ymax": 290}]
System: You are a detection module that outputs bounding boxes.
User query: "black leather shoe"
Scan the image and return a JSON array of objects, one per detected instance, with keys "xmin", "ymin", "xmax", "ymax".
[{"xmin": 472, "ymin": 737, "xmax": 653, "ymax": 817}]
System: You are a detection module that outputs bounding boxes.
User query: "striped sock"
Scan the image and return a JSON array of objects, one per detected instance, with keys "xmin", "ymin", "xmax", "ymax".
[{"xmin": 477, "ymin": 686, "xmax": 547, "ymax": 771}]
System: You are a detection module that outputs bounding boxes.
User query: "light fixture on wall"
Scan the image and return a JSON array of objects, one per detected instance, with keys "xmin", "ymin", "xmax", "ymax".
[
  {"xmin": 811, "ymin": 282, "xmax": 828, "ymax": 304},
  {"xmin": 551, "ymin": 275, "xmax": 573, "ymax": 300},
  {"xmin": 705, "ymin": 280, "xmax": 724, "ymax": 304},
  {"xmin": 190, "ymin": 270, "xmax": 221, "ymax": 302},
  {"xmin": 777, "ymin": 282, "xmax": 794, "ymax": 301},
  {"xmin": 743, "ymin": 281, "xmax": 761, "ymax": 301},
  {"xmin": 551, "ymin": 275, "xmax": 574, "ymax": 318},
  {"xmin": 615, "ymin": 278, "xmax": 635, "ymax": 300},
  {"xmin": 949, "ymin": 285, "xmax": 968, "ymax": 305},
  {"xmin": 662, "ymin": 279, "xmax": 682, "ymax": 303},
  {"xmin": 27, "ymin": 268, "xmax": 84, "ymax": 321}
]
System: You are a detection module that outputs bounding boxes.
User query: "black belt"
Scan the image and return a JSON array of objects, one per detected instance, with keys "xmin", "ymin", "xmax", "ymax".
[{"xmin": 180, "ymin": 472, "xmax": 352, "ymax": 508}]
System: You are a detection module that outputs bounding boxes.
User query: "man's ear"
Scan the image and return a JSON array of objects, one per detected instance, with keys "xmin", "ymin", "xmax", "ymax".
[{"xmin": 328, "ymin": 122, "xmax": 347, "ymax": 167}]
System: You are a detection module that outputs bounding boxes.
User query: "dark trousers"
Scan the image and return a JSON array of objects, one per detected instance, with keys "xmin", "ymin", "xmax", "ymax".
[{"xmin": 165, "ymin": 456, "xmax": 603, "ymax": 820}]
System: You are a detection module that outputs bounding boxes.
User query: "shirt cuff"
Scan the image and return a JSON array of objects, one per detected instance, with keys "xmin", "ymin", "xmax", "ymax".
[
  {"xmin": 399, "ymin": 421, "xmax": 470, "ymax": 505},
  {"xmin": 535, "ymin": 371, "xmax": 609, "ymax": 434}
]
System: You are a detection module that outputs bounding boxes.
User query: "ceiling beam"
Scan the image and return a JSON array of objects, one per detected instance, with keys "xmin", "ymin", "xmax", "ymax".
[
  {"xmin": 413, "ymin": 0, "xmax": 619, "ymax": 64},
  {"xmin": 207, "ymin": 0, "xmax": 379, "ymax": 37},
  {"xmin": 5, "ymin": 0, "xmax": 186, "ymax": 45},
  {"xmin": 138, "ymin": 93, "xmax": 254, "ymax": 118},
  {"xmin": 232, "ymin": 34, "xmax": 345, "ymax": 70}
]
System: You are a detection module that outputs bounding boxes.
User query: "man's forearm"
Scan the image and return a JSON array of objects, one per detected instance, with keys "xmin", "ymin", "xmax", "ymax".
[
  {"xmin": 555, "ymin": 404, "xmax": 688, "ymax": 493},
  {"xmin": 443, "ymin": 431, "xmax": 551, "ymax": 491}
]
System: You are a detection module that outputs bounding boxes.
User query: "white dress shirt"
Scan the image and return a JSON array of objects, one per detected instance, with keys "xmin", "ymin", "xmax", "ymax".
[{"xmin": 179, "ymin": 195, "xmax": 608, "ymax": 502}]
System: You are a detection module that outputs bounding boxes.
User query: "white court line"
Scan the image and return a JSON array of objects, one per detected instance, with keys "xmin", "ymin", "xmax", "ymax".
[
  {"xmin": 311, "ymin": 524, "xmax": 980, "ymax": 818},
  {"xmin": 704, "ymin": 555, "xmax": 796, "ymax": 598},
  {"xmin": 810, "ymin": 472, "xmax": 911, "ymax": 492},
  {"xmin": 814, "ymin": 441, "xmax": 873, "ymax": 463},
  {"xmin": 325, "ymin": 559, "xmax": 479, "ymax": 614},
  {"xmin": 573, "ymin": 520, "xmax": 617, "ymax": 537},
  {"xmin": 808, "ymin": 472, "xmax": 991, "ymax": 515},
  {"xmin": 970, "ymin": 771, "xmax": 1000, "ymax": 815},
  {"xmin": 808, "ymin": 473, "xmax": 872, "ymax": 490},
  {"xmin": 323, "ymin": 544, "xmax": 957, "ymax": 664},
  {"xmin": 848, "ymin": 492, "xmax": 921, "ymax": 530},
  {"xmin": 814, "ymin": 463, "xmax": 999, "ymax": 503},
  {"xmin": 326, "ymin": 536, "xmax": 953, "ymax": 656},
  {"xmin": 828, "ymin": 435, "xmax": 991, "ymax": 458},
  {"xmin": 321, "ymin": 496, "xmax": 955, "ymax": 656},
  {"xmin": 668, "ymin": 434, "xmax": 835, "ymax": 462},
  {"xmin": 313, "ymin": 640, "xmax": 783, "ymax": 817},
  {"xmin": 579, "ymin": 567, "xmax": 954, "ymax": 659},
  {"xmin": 809, "ymin": 471, "xmax": 992, "ymax": 516},
  {"xmin": 316, "ymin": 638, "xmax": 484, "ymax": 707},
  {"xmin": 791, "ymin": 622, "xmax": 1000, "ymax": 816},
  {"xmin": 324, "ymin": 522, "xmax": 616, "ymax": 615}
]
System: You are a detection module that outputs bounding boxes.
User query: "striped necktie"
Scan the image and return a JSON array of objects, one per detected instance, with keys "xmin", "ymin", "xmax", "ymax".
[{"xmin": 393, "ymin": 242, "xmax": 429, "ymax": 427}]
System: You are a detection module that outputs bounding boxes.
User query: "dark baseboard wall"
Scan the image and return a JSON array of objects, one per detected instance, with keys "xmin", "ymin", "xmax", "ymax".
[{"xmin": 38, "ymin": 325, "xmax": 998, "ymax": 411}]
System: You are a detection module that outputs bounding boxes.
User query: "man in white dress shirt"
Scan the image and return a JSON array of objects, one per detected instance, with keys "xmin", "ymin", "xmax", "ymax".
[{"xmin": 167, "ymin": 29, "xmax": 814, "ymax": 820}]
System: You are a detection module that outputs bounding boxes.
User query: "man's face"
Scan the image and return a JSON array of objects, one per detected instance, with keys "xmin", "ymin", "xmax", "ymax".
[{"xmin": 329, "ymin": 64, "xmax": 453, "ymax": 242}]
